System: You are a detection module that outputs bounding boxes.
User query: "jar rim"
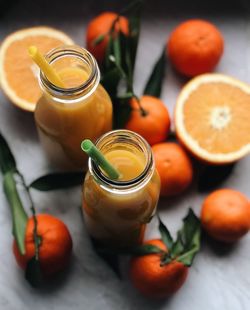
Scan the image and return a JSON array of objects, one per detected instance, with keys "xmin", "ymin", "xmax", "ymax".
[
  {"xmin": 89, "ymin": 130, "xmax": 154, "ymax": 191},
  {"xmin": 39, "ymin": 44, "xmax": 100, "ymax": 101}
]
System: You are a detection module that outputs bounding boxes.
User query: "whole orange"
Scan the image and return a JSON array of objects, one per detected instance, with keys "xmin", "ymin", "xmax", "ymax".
[
  {"xmin": 125, "ymin": 96, "xmax": 171, "ymax": 145},
  {"xmin": 130, "ymin": 239, "xmax": 188, "ymax": 298},
  {"xmin": 167, "ymin": 19, "xmax": 224, "ymax": 77},
  {"xmin": 201, "ymin": 189, "xmax": 250, "ymax": 242},
  {"xmin": 13, "ymin": 214, "xmax": 73, "ymax": 276},
  {"xmin": 152, "ymin": 142, "xmax": 193, "ymax": 196},
  {"xmin": 86, "ymin": 12, "xmax": 129, "ymax": 63}
]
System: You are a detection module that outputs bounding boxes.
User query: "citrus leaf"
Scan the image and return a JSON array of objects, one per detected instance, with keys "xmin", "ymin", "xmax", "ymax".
[
  {"xmin": 117, "ymin": 92, "xmax": 134, "ymax": 100},
  {"xmin": 101, "ymin": 67, "xmax": 122, "ymax": 96},
  {"xmin": 198, "ymin": 164, "xmax": 235, "ymax": 193},
  {"xmin": 158, "ymin": 216, "xmax": 173, "ymax": 250},
  {"xmin": 25, "ymin": 256, "xmax": 43, "ymax": 287},
  {"xmin": 29, "ymin": 172, "xmax": 83, "ymax": 191},
  {"xmin": 92, "ymin": 243, "xmax": 164, "ymax": 256},
  {"xmin": 127, "ymin": 0, "xmax": 143, "ymax": 74},
  {"xmin": 171, "ymin": 231, "xmax": 184, "ymax": 257},
  {"xmin": 176, "ymin": 231, "xmax": 200, "ymax": 267},
  {"xmin": 3, "ymin": 171, "xmax": 28, "ymax": 255},
  {"xmin": 113, "ymin": 98, "xmax": 132, "ymax": 129},
  {"xmin": 143, "ymin": 47, "xmax": 166, "ymax": 97},
  {"xmin": 0, "ymin": 132, "xmax": 16, "ymax": 174},
  {"xmin": 92, "ymin": 34, "xmax": 105, "ymax": 46},
  {"xmin": 113, "ymin": 34, "xmax": 121, "ymax": 66},
  {"xmin": 129, "ymin": 244, "xmax": 165, "ymax": 256},
  {"xmin": 172, "ymin": 208, "xmax": 201, "ymax": 267}
]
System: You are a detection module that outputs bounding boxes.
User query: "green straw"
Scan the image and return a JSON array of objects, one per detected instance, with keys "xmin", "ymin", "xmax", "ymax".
[{"xmin": 81, "ymin": 139, "xmax": 120, "ymax": 180}]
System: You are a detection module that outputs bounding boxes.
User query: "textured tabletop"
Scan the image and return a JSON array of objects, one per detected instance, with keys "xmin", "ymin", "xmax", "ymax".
[{"xmin": 0, "ymin": 0, "xmax": 250, "ymax": 309}]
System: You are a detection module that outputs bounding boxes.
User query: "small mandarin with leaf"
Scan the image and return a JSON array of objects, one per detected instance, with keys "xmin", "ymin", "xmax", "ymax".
[
  {"xmin": 125, "ymin": 96, "xmax": 170, "ymax": 146},
  {"xmin": 13, "ymin": 214, "xmax": 73, "ymax": 277},
  {"xmin": 130, "ymin": 210, "xmax": 200, "ymax": 298},
  {"xmin": 86, "ymin": 12, "xmax": 129, "ymax": 63},
  {"xmin": 152, "ymin": 142, "xmax": 193, "ymax": 197},
  {"xmin": 130, "ymin": 239, "xmax": 188, "ymax": 298},
  {"xmin": 201, "ymin": 189, "xmax": 250, "ymax": 242},
  {"xmin": 167, "ymin": 19, "xmax": 224, "ymax": 77}
]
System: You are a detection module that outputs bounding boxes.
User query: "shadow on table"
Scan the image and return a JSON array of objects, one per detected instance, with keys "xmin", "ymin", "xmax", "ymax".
[
  {"xmin": 1, "ymin": 99, "xmax": 38, "ymax": 143},
  {"xmin": 117, "ymin": 260, "xmax": 179, "ymax": 310},
  {"xmin": 201, "ymin": 231, "xmax": 240, "ymax": 257}
]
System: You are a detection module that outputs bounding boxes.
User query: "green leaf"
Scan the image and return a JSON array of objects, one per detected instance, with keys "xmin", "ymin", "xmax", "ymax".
[
  {"xmin": 113, "ymin": 34, "xmax": 121, "ymax": 66},
  {"xmin": 129, "ymin": 244, "xmax": 165, "ymax": 256},
  {"xmin": 158, "ymin": 216, "xmax": 173, "ymax": 250},
  {"xmin": 174, "ymin": 208, "xmax": 201, "ymax": 267},
  {"xmin": 117, "ymin": 92, "xmax": 134, "ymax": 100},
  {"xmin": 3, "ymin": 171, "xmax": 28, "ymax": 255},
  {"xmin": 25, "ymin": 257, "xmax": 43, "ymax": 287},
  {"xmin": 143, "ymin": 47, "xmax": 166, "ymax": 97},
  {"xmin": 176, "ymin": 232, "xmax": 200, "ymax": 266},
  {"xmin": 104, "ymin": 37, "xmax": 114, "ymax": 71},
  {"xmin": 29, "ymin": 172, "xmax": 83, "ymax": 191},
  {"xmin": 101, "ymin": 67, "xmax": 122, "ymax": 96},
  {"xmin": 113, "ymin": 98, "xmax": 132, "ymax": 129},
  {"xmin": 92, "ymin": 34, "xmax": 105, "ymax": 46},
  {"xmin": 0, "ymin": 132, "xmax": 16, "ymax": 174},
  {"xmin": 127, "ymin": 0, "xmax": 143, "ymax": 75},
  {"xmin": 171, "ymin": 231, "xmax": 184, "ymax": 257}
]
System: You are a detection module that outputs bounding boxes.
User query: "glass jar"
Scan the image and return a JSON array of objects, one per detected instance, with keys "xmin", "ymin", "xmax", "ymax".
[
  {"xmin": 34, "ymin": 45, "xmax": 112, "ymax": 170},
  {"xmin": 82, "ymin": 130, "xmax": 161, "ymax": 248}
]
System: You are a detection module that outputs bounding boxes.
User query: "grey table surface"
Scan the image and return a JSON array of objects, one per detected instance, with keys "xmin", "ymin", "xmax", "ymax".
[{"xmin": 0, "ymin": 0, "xmax": 250, "ymax": 309}]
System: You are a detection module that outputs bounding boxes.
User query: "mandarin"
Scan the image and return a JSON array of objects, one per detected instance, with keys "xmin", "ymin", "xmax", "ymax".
[
  {"xmin": 152, "ymin": 142, "xmax": 193, "ymax": 197},
  {"xmin": 167, "ymin": 19, "xmax": 224, "ymax": 77},
  {"xmin": 86, "ymin": 12, "xmax": 129, "ymax": 63},
  {"xmin": 125, "ymin": 96, "xmax": 170, "ymax": 146},
  {"xmin": 130, "ymin": 239, "xmax": 188, "ymax": 298},
  {"xmin": 201, "ymin": 189, "xmax": 250, "ymax": 242},
  {"xmin": 13, "ymin": 214, "xmax": 73, "ymax": 276}
]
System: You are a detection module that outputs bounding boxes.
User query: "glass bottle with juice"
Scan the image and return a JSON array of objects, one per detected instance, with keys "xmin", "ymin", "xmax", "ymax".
[
  {"xmin": 34, "ymin": 45, "xmax": 112, "ymax": 170},
  {"xmin": 82, "ymin": 130, "xmax": 161, "ymax": 248}
]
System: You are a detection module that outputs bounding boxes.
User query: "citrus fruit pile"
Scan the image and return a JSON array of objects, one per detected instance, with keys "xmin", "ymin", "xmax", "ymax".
[
  {"xmin": 0, "ymin": 0, "xmax": 250, "ymax": 300},
  {"xmin": 84, "ymin": 9, "xmax": 250, "ymax": 299}
]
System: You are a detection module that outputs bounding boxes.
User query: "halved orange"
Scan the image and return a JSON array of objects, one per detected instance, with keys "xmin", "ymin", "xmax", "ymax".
[
  {"xmin": 175, "ymin": 74, "xmax": 250, "ymax": 164},
  {"xmin": 0, "ymin": 27, "xmax": 74, "ymax": 112}
]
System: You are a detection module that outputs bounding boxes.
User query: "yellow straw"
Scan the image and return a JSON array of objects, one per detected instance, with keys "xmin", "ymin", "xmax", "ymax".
[{"xmin": 28, "ymin": 45, "xmax": 65, "ymax": 88}]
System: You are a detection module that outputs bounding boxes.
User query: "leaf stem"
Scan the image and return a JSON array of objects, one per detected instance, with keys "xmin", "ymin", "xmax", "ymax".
[
  {"xmin": 133, "ymin": 95, "xmax": 147, "ymax": 117},
  {"xmin": 19, "ymin": 173, "xmax": 41, "ymax": 261}
]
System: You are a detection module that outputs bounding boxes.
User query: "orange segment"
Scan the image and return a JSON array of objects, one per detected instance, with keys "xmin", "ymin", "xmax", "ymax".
[
  {"xmin": 175, "ymin": 74, "xmax": 250, "ymax": 164},
  {"xmin": 0, "ymin": 27, "xmax": 74, "ymax": 112}
]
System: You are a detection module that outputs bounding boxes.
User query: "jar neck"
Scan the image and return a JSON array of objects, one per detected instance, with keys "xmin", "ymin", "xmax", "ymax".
[
  {"xmin": 89, "ymin": 130, "xmax": 154, "ymax": 191},
  {"xmin": 39, "ymin": 45, "xmax": 100, "ymax": 103}
]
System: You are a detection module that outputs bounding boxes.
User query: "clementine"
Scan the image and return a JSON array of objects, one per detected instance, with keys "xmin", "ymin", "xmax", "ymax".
[
  {"xmin": 125, "ymin": 96, "xmax": 171, "ymax": 146},
  {"xmin": 201, "ymin": 189, "xmax": 250, "ymax": 242},
  {"xmin": 13, "ymin": 214, "xmax": 73, "ymax": 276},
  {"xmin": 86, "ymin": 12, "xmax": 129, "ymax": 63},
  {"xmin": 152, "ymin": 142, "xmax": 193, "ymax": 197},
  {"xmin": 130, "ymin": 239, "xmax": 188, "ymax": 298},
  {"xmin": 167, "ymin": 19, "xmax": 224, "ymax": 77}
]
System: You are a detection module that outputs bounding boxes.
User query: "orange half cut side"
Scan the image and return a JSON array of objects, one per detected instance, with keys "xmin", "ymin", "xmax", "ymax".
[
  {"xmin": 175, "ymin": 73, "xmax": 250, "ymax": 164},
  {"xmin": 0, "ymin": 27, "xmax": 74, "ymax": 112}
]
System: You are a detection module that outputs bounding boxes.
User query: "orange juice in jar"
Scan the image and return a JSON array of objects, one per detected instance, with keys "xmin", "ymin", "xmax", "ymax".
[
  {"xmin": 82, "ymin": 130, "xmax": 161, "ymax": 248},
  {"xmin": 34, "ymin": 45, "xmax": 112, "ymax": 170}
]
